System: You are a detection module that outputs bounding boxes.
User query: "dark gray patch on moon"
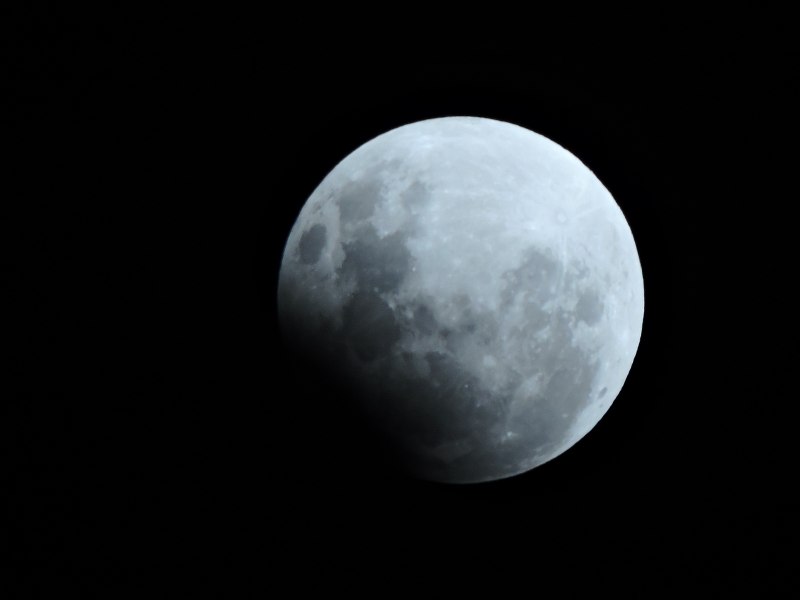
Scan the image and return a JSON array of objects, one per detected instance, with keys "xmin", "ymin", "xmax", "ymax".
[
  {"xmin": 338, "ymin": 179, "xmax": 382, "ymax": 222},
  {"xmin": 544, "ymin": 366, "xmax": 593, "ymax": 417},
  {"xmin": 441, "ymin": 305, "xmax": 499, "ymax": 353},
  {"xmin": 517, "ymin": 301, "xmax": 550, "ymax": 336},
  {"xmin": 412, "ymin": 304, "xmax": 438, "ymax": 335},
  {"xmin": 339, "ymin": 226, "xmax": 412, "ymax": 293},
  {"xmin": 297, "ymin": 224, "xmax": 327, "ymax": 264},
  {"xmin": 341, "ymin": 291, "xmax": 402, "ymax": 362},
  {"xmin": 473, "ymin": 312, "xmax": 500, "ymax": 346},
  {"xmin": 575, "ymin": 290, "xmax": 604, "ymax": 324},
  {"xmin": 502, "ymin": 360, "xmax": 599, "ymax": 461},
  {"xmin": 501, "ymin": 247, "xmax": 562, "ymax": 306},
  {"xmin": 401, "ymin": 181, "xmax": 430, "ymax": 207},
  {"xmin": 535, "ymin": 312, "xmax": 585, "ymax": 373}
]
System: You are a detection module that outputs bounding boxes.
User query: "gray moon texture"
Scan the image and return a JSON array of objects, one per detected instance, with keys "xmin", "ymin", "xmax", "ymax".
[{"xmin": 278, "ymin": 116, "xmax": 644, "ymax": 484}]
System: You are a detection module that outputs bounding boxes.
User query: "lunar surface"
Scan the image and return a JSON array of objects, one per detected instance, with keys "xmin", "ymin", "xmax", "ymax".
[{"xmin": 278, "ymin": 117, "xmax": 644, "ymax": 484}]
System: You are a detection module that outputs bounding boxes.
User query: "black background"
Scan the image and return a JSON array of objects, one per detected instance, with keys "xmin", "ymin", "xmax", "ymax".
[{"xmin": 4, "ymin": 9, "xmax": 798, "ymax": 594}]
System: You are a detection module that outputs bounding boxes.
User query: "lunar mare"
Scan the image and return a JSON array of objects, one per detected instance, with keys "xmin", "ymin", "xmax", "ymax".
[{"xmin": 278, "ymin": 117, "xmax": 644, "ymax": 484}]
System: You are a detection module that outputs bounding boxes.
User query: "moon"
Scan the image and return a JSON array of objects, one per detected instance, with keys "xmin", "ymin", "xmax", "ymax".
[{"xmin": 278, "ymin": 116, "xmax": 644, "ymax": 484}]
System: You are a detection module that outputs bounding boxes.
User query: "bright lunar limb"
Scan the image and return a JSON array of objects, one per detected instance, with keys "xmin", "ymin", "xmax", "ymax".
[{"xmin": 278, "ymin": 117, "xmax": 644, "ymax": 484}]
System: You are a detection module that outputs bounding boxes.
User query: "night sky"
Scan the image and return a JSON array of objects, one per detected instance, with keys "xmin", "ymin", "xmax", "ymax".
[{"xmin": 4, "ymin": 9, "xmax": 798, "ymax": 594}]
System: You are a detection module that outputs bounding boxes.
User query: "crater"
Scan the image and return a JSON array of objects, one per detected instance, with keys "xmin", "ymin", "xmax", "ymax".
[{"xmin": 297, "ymin": 224, "xmax": 327, "ymax": 265}]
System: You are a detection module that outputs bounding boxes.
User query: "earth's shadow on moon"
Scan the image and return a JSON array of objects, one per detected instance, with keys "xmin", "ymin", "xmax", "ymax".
[{"xmin": 278, "ymin": 322, "xmax": 657, "ymax": 491}]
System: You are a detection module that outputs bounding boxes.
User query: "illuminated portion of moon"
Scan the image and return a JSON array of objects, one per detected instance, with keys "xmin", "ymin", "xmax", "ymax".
[{"xmin": 278, "ymin": 117, "xmax": 644, "ymax": 484}]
